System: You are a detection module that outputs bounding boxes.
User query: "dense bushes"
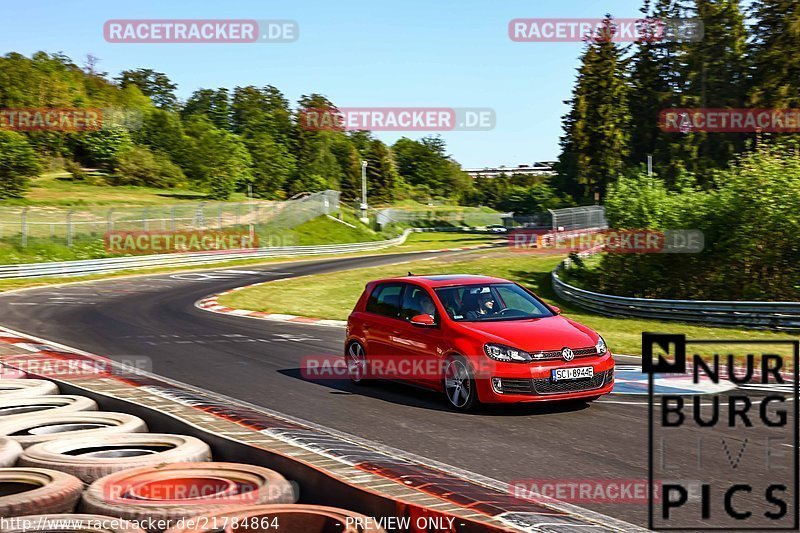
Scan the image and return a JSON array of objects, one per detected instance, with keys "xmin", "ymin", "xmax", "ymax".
[
  {"xmin": 0, "ymin": 131, "xmax": 41, "ymax": 199},
  {"xmin": 569, "ymin": 141, "xmax": 800, "ymax": 301},
  {"xmin": 112, "ymin": 146, "xmax": 185, "ymax": 188}
]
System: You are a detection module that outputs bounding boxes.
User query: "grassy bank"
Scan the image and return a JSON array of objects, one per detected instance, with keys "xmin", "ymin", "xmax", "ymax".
[
  {"xmin": 0, "ymin": 231, "xmax": 498, "ymax": 293},
  {"xmin": 217, "ymin": 249, "xmax": 797, "ymax": 356}
]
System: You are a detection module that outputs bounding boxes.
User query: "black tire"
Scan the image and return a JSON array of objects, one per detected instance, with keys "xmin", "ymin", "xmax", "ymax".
[
  {"xmin": 346, "ymin": 341, "xmax": 370, "ymax": 385},
  {"xmin": 443, "ymin": 356, "xmax": 478, "ymax": 412}
]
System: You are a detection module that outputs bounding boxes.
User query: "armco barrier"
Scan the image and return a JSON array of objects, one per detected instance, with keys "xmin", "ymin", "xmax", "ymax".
[
  {"xmin": 0, "ymin": 230, "xmax": 414, "ymax": 280},
  {"xmin": 552, "ymin": 259, "xmax": 800, "ymax": 330}
]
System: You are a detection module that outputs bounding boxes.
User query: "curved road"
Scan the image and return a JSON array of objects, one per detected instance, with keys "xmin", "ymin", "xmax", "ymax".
[{"xmin": 0, "ymin": 250, "xmax": 787, "ymax": 528}]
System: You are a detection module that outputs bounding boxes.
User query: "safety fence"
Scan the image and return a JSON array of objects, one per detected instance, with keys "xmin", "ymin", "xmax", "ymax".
[
  {"xmin": 0, "ymin": 228, "xmax": 412, "ymax": 279},
  {"xmin": 552, "ymin": 258, "xmax": 800, "ymax": 331},
  {"xmin": 375, "ymin": 207, "xmax": 509, "ymax": 228},
  {"xmin": 0, "ymin": 190, "xmax": 340, "ymax": 248}
]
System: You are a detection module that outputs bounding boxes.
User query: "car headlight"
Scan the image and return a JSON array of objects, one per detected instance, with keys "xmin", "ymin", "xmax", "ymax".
[
  {"xmin": 484, "ymin": 343, "xmax": 532, "ymax": 363},
  {"xmin": 596, "ymin": 336, "xmax": 607, "ymax": 355}
]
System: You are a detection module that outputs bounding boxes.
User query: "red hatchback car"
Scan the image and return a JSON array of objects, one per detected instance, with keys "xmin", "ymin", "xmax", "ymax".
[{"xmin": 345, "ymin": 274, "xmax": 614, "ymax": 411}]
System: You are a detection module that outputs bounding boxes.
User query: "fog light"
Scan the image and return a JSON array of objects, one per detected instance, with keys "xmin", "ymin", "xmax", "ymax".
[{"xmin": 491, "ymin": 377, "xmax": 503, "ymax": 393}]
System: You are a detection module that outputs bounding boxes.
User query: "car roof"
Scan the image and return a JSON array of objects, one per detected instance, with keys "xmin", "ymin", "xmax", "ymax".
[{"xmin": 375, "ymin": 274, "xmax": 513, "ymax": 288}]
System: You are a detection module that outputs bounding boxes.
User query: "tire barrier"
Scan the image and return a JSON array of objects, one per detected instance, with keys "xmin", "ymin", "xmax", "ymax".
[
  {"xmin": 20, "ymin": 433, "xmax": 213, "ymax": 484},
  {"xmin": 0, "ymin": 395, "xmax": 98, "ymax": 419},
  {"xmin": 0, "ymin": 467, "xmax": 83, "ymax": 517},
  {"xmin": 0, "ymin": 364, "xmax": 26, "ymax": 380},
  {"xmin": 0, "ymin": 412, "xmax": 147, "ymax": 448},
  {"xmin": 2, "ymin": 514, "xmax": 146, "ymax": 532},
  {"xmin": 164, "ymin": 504, "xmax": 387, "ymax": 532},
  {"xmin": 0, "ymin": 379, "xmax": 59, "ymax": 399},
  {"xmin": 0, "ymin": 437, "xmax": 23, "ymax": 467},
  {"xmin": 0, "ymin": 331, "xmax": 646, "ymax": 532},
  {"xmin": 80, "ymin": 462, "xmax": 297, "ymax": 526}
]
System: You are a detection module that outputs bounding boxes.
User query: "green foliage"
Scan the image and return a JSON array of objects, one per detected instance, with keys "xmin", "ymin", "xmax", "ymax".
[
  {"xmin": 496, "ymin": 183, "xmax": 573, "ymax": 215},
  {"xmin": 0, "ymin": 130, "xmax": 40, "ymax": 198},
  {"xmin": 75, "ymin": 128, "xmax": 133, "ymax": 170},
  {"xmin": 556, "ymin": 16, "xmax": 631, "ymax": 201},
  {"xmin": 581, "ymin": 141, "xmax": 799, "ymax": 300},
  {"xmin": 117, "ymin": 69, "xmax": 178, "ymax": 110},
  {"xmin": 180, "ymin": 117, "xmax": 251, "ymax": 200},
  {"xmin": 244, "ymin": 132, "xmax": 295, "ymax": 199},
  {"xmin": 63, "ymin": 160, "xmax": 88, "ymax": 181},
  {"xmin": 112, "ymin": 145, "xmax": 185, "ymax": 188},
  {"xmin": 392, "ymin": 136, "xmax": 472, "ymax": 203}
]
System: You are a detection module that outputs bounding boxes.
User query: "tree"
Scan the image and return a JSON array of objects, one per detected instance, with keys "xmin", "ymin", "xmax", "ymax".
[
  {"xmin": 556, "ymin": 16, "xmax": 631, "ymax": 201},
  {"xmin": 180, "ymin": 117, "xmax": 251, "ymax": 199},
  {"xmin": 244, "ymin": 132, "xmax": 296, "ymax": 198},
  {"xmin": 75, "ymin": 128, "xmax": 133, "ymax": 170},
  {"xmin": 0, "ymin": 131, "xmax": 41, "ymax": 198},
  {"xmin": 113, "ymin": 145, "xmax": 185, "ymax": 188},
  {"xmin": 748, "ymin": 0, "xmax": 800, "ymax": 107},
  {"xmin": 392, "ymin": 136, "xmax": 471, "ymax": 201},
  {"xmin": 674, "ymin": 0, "xmax": 748, "ymax": 178},
  {"xmin": 182, "ymin": 88, "xmax": 231, "ymax": 131},
  {"xmin": 134, "ymin": 108, "xmax": 185, "ymax": 161},
  {"xmin": 117, "ymin": 69, "xmax": 178, "ymax": 110},
  {"xmin": 365, "ymin": 139, "xmax": 400, "ymax": 204}
]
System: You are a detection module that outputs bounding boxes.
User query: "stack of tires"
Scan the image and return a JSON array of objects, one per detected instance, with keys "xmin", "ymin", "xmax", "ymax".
[{"xmin": 0, "ymin": 374, "xmax": 385, "ymax": 532}]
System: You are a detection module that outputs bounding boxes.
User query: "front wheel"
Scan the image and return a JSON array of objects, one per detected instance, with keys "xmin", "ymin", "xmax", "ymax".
[{"xmin": 443, "ymin": 357, "xmax": 478, "ymax": 412}]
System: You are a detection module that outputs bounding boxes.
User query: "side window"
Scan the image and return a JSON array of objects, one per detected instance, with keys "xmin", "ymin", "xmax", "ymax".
[
  {"xmin": 400, "ymin": 285, "xmax": 437, "ymax": 322},
  {"xmin": 365, "ymin": 284, "xmax": 403, "ymax": 318}
]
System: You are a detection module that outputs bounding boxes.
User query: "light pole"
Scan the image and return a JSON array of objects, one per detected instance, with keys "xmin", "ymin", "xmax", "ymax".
[{"xmin": 360, "ymin": 160, "xmax": 369, "ymax": 223}]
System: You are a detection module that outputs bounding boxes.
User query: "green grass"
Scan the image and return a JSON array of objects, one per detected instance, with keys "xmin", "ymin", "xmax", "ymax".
[
  {"xmin": 0, "ymin": 212, "xmax": 388, "ymax": 264},
  {"xmin": 218, "ymin": 249, "xmax": 797, "ymax": 356},
  {"xmin": 3, "ymin": 172, "xmax": 253, "ymax": 206},
  {"xmin": 282, "ymin": 211, "xmax": 384, "ymax": 245}
]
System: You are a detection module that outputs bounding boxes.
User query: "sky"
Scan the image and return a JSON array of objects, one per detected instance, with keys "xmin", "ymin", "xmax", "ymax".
[{"xmin": 3, "ymin": 0, "xmax": 642, "ymax": 168}]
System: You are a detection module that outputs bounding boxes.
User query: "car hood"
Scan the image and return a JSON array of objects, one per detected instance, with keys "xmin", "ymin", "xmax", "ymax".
[{"xmin": 458, "ymin": 315, "xmax": 598, "ymax": 352}]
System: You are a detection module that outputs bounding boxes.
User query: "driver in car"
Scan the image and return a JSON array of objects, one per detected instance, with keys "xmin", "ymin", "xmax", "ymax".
[{"xmin": 466, "ymin": 292, "xmax": 497, "ymax": 320}]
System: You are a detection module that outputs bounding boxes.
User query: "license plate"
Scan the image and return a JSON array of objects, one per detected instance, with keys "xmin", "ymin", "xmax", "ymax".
[{"xmin": 552, "ymin": 366, "xmax": 594, "ymax": 382}]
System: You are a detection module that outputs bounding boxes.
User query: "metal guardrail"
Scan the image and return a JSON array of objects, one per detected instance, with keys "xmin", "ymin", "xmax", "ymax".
[
  {"xmin": 0, "ymin": 229, "xmax": 414, "ymax": 280},
  {"xmin": 552, "ymin": 259, "xmax": 800, "ymax": 331}
]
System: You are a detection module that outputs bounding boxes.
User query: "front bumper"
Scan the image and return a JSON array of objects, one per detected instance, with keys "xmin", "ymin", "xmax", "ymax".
[{"xmin": 475, "ymin": 352, "xmax": 615, "ymax": 403}]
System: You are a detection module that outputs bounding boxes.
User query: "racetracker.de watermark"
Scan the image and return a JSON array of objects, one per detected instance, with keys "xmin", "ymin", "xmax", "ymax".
[
  {"xmin": 104, "ymin": 19, "xmax": 298, "ymax": 43},
  {"xmin": 508, "ymin": 229, "xmax": 704, "ymax": 254},
  {"xmin": 1, "ymin": 354, "xmax": 152, "ymax": 379},
  {"xmin": 104, "ymin": 230, "xmax": 259, "ymax": 255},
  {"xmin": 299, "ymin": 107, "xmax": 495, "ymax": 131},
  {"xmin": 661, "ymin": 108, "xmax": 800, "ymax": 133},
  {"xmin": 510, "ymin": 479, "xmax": 663, "ymax": 505},
  {"xmin": 0, "ymin": 107, "xmax": 142, "ymax": 132},
  {"xmin": 508, "ymin": 18, "xmax": 703, "ymax": 43}
]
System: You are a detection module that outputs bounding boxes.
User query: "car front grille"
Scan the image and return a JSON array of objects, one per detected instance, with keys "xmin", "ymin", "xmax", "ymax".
[
  {"xmin": 500, "ymin": 369, "xmax": 613, "ymax": 396},
  {"xmin": 530, "ymin": 346, "xmax": 598, "ymax": 361}
]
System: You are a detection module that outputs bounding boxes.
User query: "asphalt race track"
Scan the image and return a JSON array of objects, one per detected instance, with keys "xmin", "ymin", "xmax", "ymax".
[{"xmin": 0, "ymin": 250, "xmax": 794, "ymax": 528}]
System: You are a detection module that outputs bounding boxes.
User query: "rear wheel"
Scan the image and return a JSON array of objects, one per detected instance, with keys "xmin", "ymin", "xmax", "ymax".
[
  {"xmin": 346, "ymin": 342, "xmax": 369, "ymax": 385},
  {"xmin": 443, "ymin": 357, "xmax": 478, "ymax": 412}
]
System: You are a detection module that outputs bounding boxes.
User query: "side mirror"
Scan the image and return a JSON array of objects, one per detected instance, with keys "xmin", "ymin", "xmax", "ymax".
[
  {"xmin": 410, "ymin": 314, "xmax": 436, "ymax": 327},
  {"xmin": 551, "ymin": 306, "xmax": 562, "ymax": 315}
]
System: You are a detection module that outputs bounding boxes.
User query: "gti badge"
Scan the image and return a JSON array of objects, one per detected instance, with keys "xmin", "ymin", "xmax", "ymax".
[{"xmin": 562, "ymin": 347, "xmax": 574, "ymax": 361}]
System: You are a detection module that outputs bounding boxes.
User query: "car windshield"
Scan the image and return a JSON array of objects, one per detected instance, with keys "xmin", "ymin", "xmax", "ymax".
[{"xmin": 434, "ymin": 283, "xmax": 555, "ymax": 322}]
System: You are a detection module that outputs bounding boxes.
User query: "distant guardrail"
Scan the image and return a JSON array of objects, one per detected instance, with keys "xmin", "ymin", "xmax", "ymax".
[
  {"xmin": 0, "ymin": 229, "xmax": 414, "ymax": 280},
  {"xmin": 552, "ymin": 258, "xmax": 800, "ymax": 331}
]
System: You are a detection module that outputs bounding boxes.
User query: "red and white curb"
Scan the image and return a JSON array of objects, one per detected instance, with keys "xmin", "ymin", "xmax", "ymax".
[
  {"xmin": 197, "ymin": 284, "xmax": 347, "ymax": 328},
  {"xmin": 196, "ymin": 242, "xmax": 502, "ymax": 328}
]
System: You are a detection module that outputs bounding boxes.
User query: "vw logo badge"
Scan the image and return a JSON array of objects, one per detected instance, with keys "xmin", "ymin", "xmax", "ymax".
[{"xmin": 562, "ymin": 347, "xmax": 575, "ymax": 361}]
